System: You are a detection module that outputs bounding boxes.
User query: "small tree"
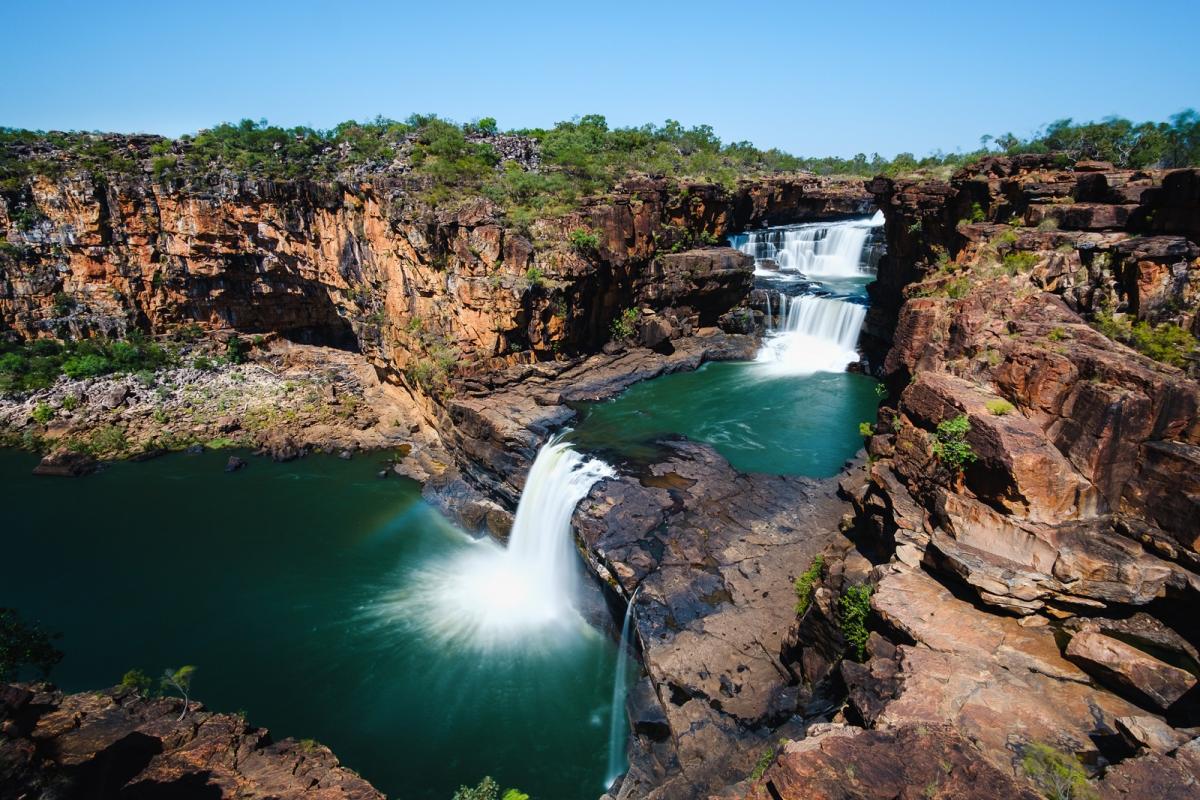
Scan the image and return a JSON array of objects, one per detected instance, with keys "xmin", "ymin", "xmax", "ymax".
[
  {"xmin": 1022, "ymin": 742, "xmax": 1095, "ymax": 800},
  {"xmin": 162, "ymin": 665, "xmax": 197, "ymax": 721},
  {"xmin": 931, "ymin": 414, "xmax": 976, "ymax": 474},
  {"xmin": 0, "ymin": 608, "xmax": 63, "ymax": 681}
]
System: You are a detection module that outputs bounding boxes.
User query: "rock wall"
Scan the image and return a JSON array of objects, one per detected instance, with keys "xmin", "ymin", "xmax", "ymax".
[{"xmin": 0, "ymin": 161, "xmax": 870, "ymax": 383}]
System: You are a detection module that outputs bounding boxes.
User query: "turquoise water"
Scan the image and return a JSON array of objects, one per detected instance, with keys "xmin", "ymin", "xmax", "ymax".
[
  {"xmin": 0, "ymin": 449, "xmax": 617, "ymax": 800},
  {"xmin": 570, "ymin": 361, "xmax": 879, "ymax": 477}
]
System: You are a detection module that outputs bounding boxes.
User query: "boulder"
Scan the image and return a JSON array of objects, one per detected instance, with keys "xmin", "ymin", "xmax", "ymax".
[
  {"xmin": 744, "ymin": 723, "xmax": 1040, "ymax": 800},
  {"xmin": 31, "ymin": 448, "xmax": 98, "ymax": 477},
  {"xmin": 1066, "ymin": 632, "xmax": 1197, "ymax": 711}
]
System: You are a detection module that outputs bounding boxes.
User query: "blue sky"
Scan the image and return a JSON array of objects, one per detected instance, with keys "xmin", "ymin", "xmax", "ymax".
[{"xmin": 3, "ymin": 0, "xmax": 1197, "ymax": 158}]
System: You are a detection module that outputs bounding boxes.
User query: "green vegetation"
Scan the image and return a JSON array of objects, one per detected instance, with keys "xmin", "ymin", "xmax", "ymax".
[
  {"xmin": 119, "ymin": 668, "xmax": 154, "ymax": 695},
  {"xmin": 931, "ymin": 414, "xmax": 976, "ymax": 473},
  {"xmin": 5, "ymin": 111, "xmax": 1196, "ymax": 222},
  {"xmin": 1003, "ymin": 251, "xmax": 1040, "ymax": 275},
  {"xmin": 0, "ymin": 608, "xmax": 63, "ymax": 681},
  {"xmin": 224, "ymin": 335, "xmax": 249, "ymax": 364},
  {"xmin": 161, "ymin": 665, "xmax": 197, "ymax": 721},
  {"xmin": 0, "ymin": 333, "xmax": 178, "ymax": 395},
  {"xmin": 610, "ymin": 307, "xmax": 640, "ymax": 340},
  {"xmin": 1092, "ymin": 311, "xmax": 1197, "ymax": 368},
  {"xmin": 986, "ymin": 398, "xmax": 1015, "ymax": 416},
  {"xmin": 523, "ymin": 266, "xmax": 545, "ymax": 288},
  {"xmin": 858, "ymin": 420, "xmax": 874, "ymax": 440},
  {"xmin": 1021, "ymin": 742, "xmax": 1095, "ymax": 800},
  {"xmin": 450, "ymin": 777, "xmax": 528, "ymax": 800},
  {"xmin": 793, "ymin": 554, "xmax": 825, "ymax": 615},
  {"xmin": 749, "ymin": 744, "xmax": 777, "ymax": 781},
  {"xmin": 568, "ymin": 228, "xmax": 600, "ymax": 252},
  {"xmin": 839, "ymin": 584, "xmax": 874, "ymax": 661},
  {"xmin": 31, "ymin": 402, "xmax": 54, "ymax": 425},
  {"xmin": 968, "ymin": 202, "xmax": 986, "ymax": 223}
]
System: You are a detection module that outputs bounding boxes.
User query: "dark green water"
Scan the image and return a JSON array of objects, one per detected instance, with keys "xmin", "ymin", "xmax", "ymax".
[
  {"xmin": 0, "ymin": 449, "xmax": 617, "ymax": 800},
  {"xmin": 570, "ymin": 361, "xmax": 880, "ymax": 477}
]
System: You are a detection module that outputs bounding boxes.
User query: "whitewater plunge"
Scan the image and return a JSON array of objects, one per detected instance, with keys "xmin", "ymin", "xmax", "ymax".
[
  {"xmin": 382, "ymin": 435, "xmax": 613, "ymax": 650},
  {"xmin": 756, "ymin": 294, "xmax": 868, "ymax": 375}
]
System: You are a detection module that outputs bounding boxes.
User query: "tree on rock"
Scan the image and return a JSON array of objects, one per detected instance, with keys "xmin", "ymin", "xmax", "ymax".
[{"xmin": 162, "ymin": 665, "xmax": 197, "ymax": 721}]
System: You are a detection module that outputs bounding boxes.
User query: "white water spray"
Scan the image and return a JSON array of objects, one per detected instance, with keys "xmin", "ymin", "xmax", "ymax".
[
  {"xmin": 757, "ymin": 295, "xmax": 867, "ymax": 375},
  {"xmin": 389, "ymin": 435, "xmax": 613, "ymax": 650},
  {"xmin": 605, "ymin": 588, "xmax": 639, "ymax": 788},
  {"xmin": 735, "ymin": 211, "xmax": 883, "ymax": 278}
]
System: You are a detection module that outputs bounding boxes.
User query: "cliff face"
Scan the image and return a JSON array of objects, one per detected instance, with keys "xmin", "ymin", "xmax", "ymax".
[
  {"xmin": 743, "ymin": 159, "xmax": 1200, "ymax": 800},
  {"xmin": 0, "ymin": 162, "xmax": 869, "ymax": 385}
]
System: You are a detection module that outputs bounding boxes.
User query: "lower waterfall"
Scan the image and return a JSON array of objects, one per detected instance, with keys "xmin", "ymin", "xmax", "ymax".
[
  {"xmin": 391, "ymin": 435, "xmax": 613, "ymax": 650},
  {"xmin": 756, "ymin": 294, "xmax": 867, "ymax": 375}
]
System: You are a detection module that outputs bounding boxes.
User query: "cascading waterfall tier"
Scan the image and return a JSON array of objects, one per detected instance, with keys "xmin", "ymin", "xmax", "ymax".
[
  {"xmin": 733, "ymin": 210, "xmax": 884, "ymax": 278},
  {"xmin": 386, "ymin": 435, "xmax": 614, "ymax": 650},
  {"xmin": 756, "ymin": 294, "xmax": 867, "ymax": 375}
]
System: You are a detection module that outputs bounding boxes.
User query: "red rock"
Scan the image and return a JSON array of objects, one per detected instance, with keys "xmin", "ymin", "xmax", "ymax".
[{"xmin": 1066, "ymin": 632, "xmax": 1197, "ymax": 711}]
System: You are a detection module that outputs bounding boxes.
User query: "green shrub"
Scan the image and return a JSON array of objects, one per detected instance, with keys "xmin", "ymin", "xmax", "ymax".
[
  {"xmin": 858, "ymin": 421, "xmax": 874, "ymax": 440},
  {"xmin": 192, "ymin": 356, "xmax": 216, "ymax": 371},
  {"xmin": 450, "ymin": 777, "xmax": 529, "ymax": 800},
  {"xmin": 839, "ymin": 584, "xmax": 874, "ymax": 661},
  {"xmin": 1093, "ymin": 311, "xmax": 1197, "ymax": 368},
  {"xmin": 224, "ymin": 335, "xmax": 248, "ymax": 364},
  {"xmin": 60, "ymin": 393, "xmax": 79, "ymax": 411},
  {"xmin": 749, "ymin": 744, "xmax": 777, "ymax": 781},
  {"xmin": 931, "ymin": 414, "xmax": 976, "ymax": 472},
  {"xmin": 1003, "ymin": 251, "xmax": 1040, "ymax": 274},
  {"xmin": 1021, "ymin": 742, "xmax": 1095, "ymax": 800},
  {"xmin": 31, "ymin": 402, "xmax": 54, "ymax": 425},
  {"xmin": 524, "ymin": 266, "xmax": 545, "ymax": 288},
  {"xmin": 569, "ymin": 228, "xmax": 600, "ymax": 252},
  {"xmin": 968, "ymin": 202, "xmax": 986, "ymax": 223},
  {"xmin": 52, "ymin": 292, "xmax": 76, "ymax": 316},
  {"xmin": 119, "ymin": 668, "xmax": 154, "ymax": 695},
  {"xmin": 1037, "ymin": 217, "xmax": 1060, "ymax": 231},
  {"xmin": 89, "ymin": 425, "xmax": 128, "ymax": 455},
  {"xmin": 986, "ymin": 398, "xmax": 1015, "ymax": 416},
  {"xmin": 62, "ymin": 353, "xmax": 111, "ymax": 378},
  {"xmin": 610, "ymin": 307, "xmax": 639, "ymax": 340},
  {"xmin": 793, "ymin": 555, "xmax": 825, "ymax": 615}
]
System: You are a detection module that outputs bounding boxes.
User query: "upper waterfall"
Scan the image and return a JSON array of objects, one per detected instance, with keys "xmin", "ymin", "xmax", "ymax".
[{"xmin": 732, "ymin": 211, "xmax": 884, "ymax": 278}]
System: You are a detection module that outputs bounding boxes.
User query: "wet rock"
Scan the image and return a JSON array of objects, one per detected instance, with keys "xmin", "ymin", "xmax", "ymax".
[
  {"xmin": 224, "ymin": 456, "xmax": 246, "ymax": 472},
  {"xmin": 1066, "ymin": 631, "xmax": 1197, "ymax": 712},
  {"xmin": 185, "ymin": 443, "xmax": 204, "ymax": 455},
  {"xmin": 31, "ymin": 448, "xmax": 97, "ymax": 477}
]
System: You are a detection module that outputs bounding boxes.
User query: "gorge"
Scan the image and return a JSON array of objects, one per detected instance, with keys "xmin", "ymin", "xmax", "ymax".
[{"xmin": 2, "ymin": 121, "xmax": 1200, "ymax": 800}]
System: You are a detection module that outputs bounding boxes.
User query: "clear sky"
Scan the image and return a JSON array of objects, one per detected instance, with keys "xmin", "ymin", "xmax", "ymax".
[{"xmin": 3, "ymin": 0, "xmax": 1197, "ymax": 159}]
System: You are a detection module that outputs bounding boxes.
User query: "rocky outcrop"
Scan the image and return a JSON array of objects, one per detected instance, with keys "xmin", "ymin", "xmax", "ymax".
[
  {"xmin": 741, "ymin": 723, "xmax": 1041, "ymax": 800},
  {"xmin": 0, "ymin": 682, "xmax": 382, "ymax": 800},
  {"xmin": 574, "ymin": 442, "xmax": 851, "ymax": 800}
]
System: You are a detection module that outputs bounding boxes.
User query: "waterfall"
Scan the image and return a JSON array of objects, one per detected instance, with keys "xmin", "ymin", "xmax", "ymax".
[
  {"xmin": 394, "ymin": 435, "xmax": 614, "ymax": 649},
  {"xmin": 605, "ymin": 588, "xmax": 639, "ymax": 789},
  {"xmin": 756, "ymin": 294, "xmax": 867, "ymax": 376},
  {"xmin": 735, "ymin": 211, "xmax": 883, "ymax": 278}
]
